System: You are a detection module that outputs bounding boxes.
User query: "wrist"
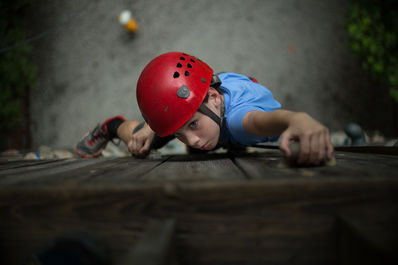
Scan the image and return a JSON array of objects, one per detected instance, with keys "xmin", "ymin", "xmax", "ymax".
[
  {"xmin": 143, "ymin": 123, "xmax": 155, "ymax": 135},
  {"xmin": 288, "ymin": 112, "xmax": 309, "ymax": 125}
]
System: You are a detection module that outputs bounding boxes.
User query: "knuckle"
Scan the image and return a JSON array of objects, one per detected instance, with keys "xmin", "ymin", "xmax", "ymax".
[
  {"xmin": 320, "ymin": 128, "xmax": 328, "ymax": 135},
  {"xmin": 303, "ymin": 131, "xmax": 313, "ymax": 137}
]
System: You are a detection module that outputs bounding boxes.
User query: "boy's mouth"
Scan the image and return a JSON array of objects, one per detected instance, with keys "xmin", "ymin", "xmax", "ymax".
[{"xmin": 200, "ymin": 142, "xmax": 208, "ymax": 150}]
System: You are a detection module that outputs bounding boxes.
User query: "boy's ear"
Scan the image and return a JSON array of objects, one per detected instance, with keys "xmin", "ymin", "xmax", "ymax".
[
  {"xmin": 208, "ymin": 87, "xmax": 220, "ymax": 98},
  {"xmin": 207, "ymin": 87, "xmax": 221, "ymax": 106}
]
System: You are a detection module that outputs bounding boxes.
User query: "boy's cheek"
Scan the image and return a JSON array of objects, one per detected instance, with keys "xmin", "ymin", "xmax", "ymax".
[{"xmin": 177, "ymin": 137, "xmax": 189, "ymax": 146}]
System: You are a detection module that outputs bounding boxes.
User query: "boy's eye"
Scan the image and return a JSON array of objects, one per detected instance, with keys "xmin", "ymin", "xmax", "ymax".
[{"xmin": 189, "ymin": 120, "xmax": 198, "ymax": 129}]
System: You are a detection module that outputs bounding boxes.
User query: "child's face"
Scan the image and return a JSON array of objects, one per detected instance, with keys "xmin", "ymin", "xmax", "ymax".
[{"xmin": 173, "ymin": 89, "xmax": 222, "ymax": 150}]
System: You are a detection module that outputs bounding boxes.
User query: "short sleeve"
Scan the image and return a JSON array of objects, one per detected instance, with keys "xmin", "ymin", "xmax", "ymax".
[{"xmin": 220, "ymin": 73, "xmax": 281, "ymax": 146}]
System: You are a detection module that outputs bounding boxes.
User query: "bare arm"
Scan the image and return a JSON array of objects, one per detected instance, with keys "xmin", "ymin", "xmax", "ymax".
[{"xmin": 242, "ymin": 110, "xmax": 334, "ymax": 165}]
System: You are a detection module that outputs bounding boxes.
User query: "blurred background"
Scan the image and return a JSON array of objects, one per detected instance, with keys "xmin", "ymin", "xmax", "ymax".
[{"xmin": 1, "ymin": 0, "xmax": 397, "ymax": 152}]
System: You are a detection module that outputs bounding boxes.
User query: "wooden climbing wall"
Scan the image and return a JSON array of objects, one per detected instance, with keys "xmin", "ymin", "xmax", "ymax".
[{"xmin": 0, "ymin": 150, "xmax": 397, "ymax": 265}]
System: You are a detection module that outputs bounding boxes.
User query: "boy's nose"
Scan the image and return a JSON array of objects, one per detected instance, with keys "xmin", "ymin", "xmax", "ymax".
[{"xmin": 185, "ymin": 133, "xmax": 200, "ymax": 148}]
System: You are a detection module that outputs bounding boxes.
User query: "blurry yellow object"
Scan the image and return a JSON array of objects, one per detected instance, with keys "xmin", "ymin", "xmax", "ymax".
[
  {"xmin": 125, "ymin": 19, "xmax": 139, "ymax": 32},
  {"xmin": 118, "ymin": 10, "xmax": 139, "ymax": 33}
]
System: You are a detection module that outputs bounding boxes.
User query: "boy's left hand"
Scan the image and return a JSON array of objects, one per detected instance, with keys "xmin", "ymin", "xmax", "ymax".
[{"xmin": 279, "ymin": 113, "xmax": 334, "ymax": 165}]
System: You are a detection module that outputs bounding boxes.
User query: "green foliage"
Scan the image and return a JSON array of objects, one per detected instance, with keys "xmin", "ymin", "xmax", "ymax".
[
  {"xmin": 0, "ymin": 0, "xmax": 37, "ymax": 133},
  {"xmin": 345, "ymin": 0, "xmax": 398, "ymax": 102}
]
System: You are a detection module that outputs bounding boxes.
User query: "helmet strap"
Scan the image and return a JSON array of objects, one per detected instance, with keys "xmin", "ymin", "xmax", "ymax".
[
  {"xmin": 198, "ymin": 74, "xmax": 224, "ymax": 127},
  {"xmin": 210, "ymin": 75, "xmax": 222, "ymax": 88},
  {"xmin": 198, "ymin": 103, "xmax": 224, "ymax": 128}
]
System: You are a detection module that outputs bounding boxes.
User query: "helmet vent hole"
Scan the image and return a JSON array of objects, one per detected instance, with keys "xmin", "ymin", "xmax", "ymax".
[
  {"xmin": 180, "ymin": 57, "xmax": 185, "ymax": 60},
  {"xmin": 173, "ymin": 72, "xmax": 180, "ymax": 78},
  {"xmin": 177, "ymin": 63, "xmax": 182, "ymax": 68},
  {"xmin": 190, "ymin": 58, "xmax": 195, "ymax": 63},
  {"xmin": 187, "ymin": 63, "xmax": 192, "ymax": 68},
  {"xmin": 185, "ymin": 71, "xmax": 190, "ymax": 76}
]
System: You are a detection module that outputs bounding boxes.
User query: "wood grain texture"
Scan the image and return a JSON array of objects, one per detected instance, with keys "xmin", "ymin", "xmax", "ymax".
[
  {"xmin": 0, "ymin": 152, "xmax": 397, "ymax": 265},
  {"xmin": 141, "ymin": 154, "xmax": 245, "ymax": 182},
  {"xmin": 0, "ymin": 158, "xmax": 113, "ymax": 186},
  {"xmin": 0, "ymin": 157, "xmax": 166, "ymax": 187},
  {"xmin": 0, "ymin": 158, "xmax": 62, "ymax": 169},
  {"xmin": 235, "ymin": 151, "xmax": 398, "ymax": 179}
]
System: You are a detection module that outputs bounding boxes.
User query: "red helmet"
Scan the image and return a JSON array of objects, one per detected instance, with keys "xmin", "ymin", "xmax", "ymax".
[{"xmin": 137, "ymin": 52, "xmax": 213, "ymax": 137}]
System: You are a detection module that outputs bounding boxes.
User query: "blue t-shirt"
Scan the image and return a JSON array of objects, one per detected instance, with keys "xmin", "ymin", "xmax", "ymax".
[{"xmin": 218, "ymin": 72, "xmax": 281, "ymax": 147}]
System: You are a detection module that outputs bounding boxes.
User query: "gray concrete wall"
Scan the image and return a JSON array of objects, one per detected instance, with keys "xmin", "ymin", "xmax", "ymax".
[{"xmin": 29, "ymin": 0, "xmax": 396, "ymax": 149}]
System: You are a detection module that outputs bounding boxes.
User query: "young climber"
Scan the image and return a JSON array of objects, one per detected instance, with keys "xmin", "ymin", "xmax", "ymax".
[{"xmin": 76, "ymin": 51, "xmax": 334, "ymax": 165}]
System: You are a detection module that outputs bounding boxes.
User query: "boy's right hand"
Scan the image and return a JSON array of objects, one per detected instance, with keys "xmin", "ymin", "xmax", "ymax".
[
  {"xmin": 279, "ymin": 112, "xmax": 334, "ymax": 165},
  {"xmin": 127, "ymin": 123, "xmax": 155, "ymax": 157}
]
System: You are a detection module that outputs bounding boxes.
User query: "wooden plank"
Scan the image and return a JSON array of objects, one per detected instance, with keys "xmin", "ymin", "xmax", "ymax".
[
  {"xmin": 0, "ymin": 176, "xmax": 397, "ymax": 265},
  {"xmin": 0, "ymin": 157, "xmax": 168, "ymax": 188},
  {"xmin": 0, "ymin": 158, "xmax": 62, "ymax": 170},
  {"xmin": 0, "ymin": 159, "xmax": 79, "ymax": 178},
  {"xmin": 252, "ymin": 143, "xmax": 398, "ymax": 156},
  {"xmin": 118, "ymin": 219, "xmax": 176, "ymax": 265},
  {"xmin": 337, "ymin": 201, "xmax": 398, "ymax": 264},
  {"xmin": 0, "ymin": 214, "xmax": 337, "ymax": 265},
  {"xmin": 55, "ymin": 157, "xmax": 169, "ymax": 186},
  {"xmin": 140, "ymin": 153, "xmax": 245, "ymax": 182},
  {"xmin": 0, "ymin": 158, "xmax": 116, "ymax": 186},
  {"xmin": 235, "ymin": 151, "xmax": 398, "ymax": 179},
  {"xmin": 334, "ymin": 145, "xmax": 398, "ymax": 155},
  {"xmin": 0, "ymin": 153, "xmax": 397, "ymax": 264}
]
